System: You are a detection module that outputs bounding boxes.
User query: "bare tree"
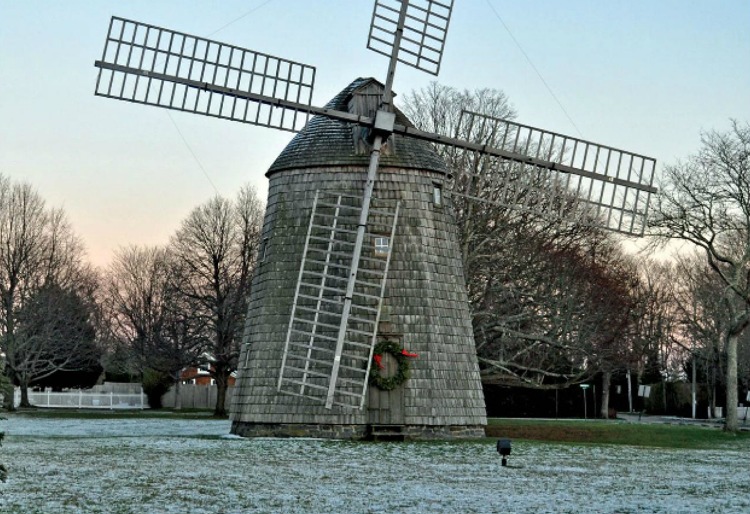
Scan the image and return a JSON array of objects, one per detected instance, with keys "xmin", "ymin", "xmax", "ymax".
[
  {"xmin": 105, "ymin": 245, "xmax": 172, "ymax": 373},
  {"xmin": 651, "ymin": 120, "xmax": 750, "ymax": 432},
  {"xmin": 671, "ymin": 253, "xmax": 735, "ymax": 416},
  {"xmin": 104, "ymin": 245, "xmax": 208, "ymax": 407},
  {"xmin": 13, "ymin": 278, "xmax": 100, "ymax": 405},
  {"xmin": 0, "ymin": 174, "xmax": 96, "ymax": 408},
  {"xmin": 169, "ymin": 185, "xmax": 263, "ymax": 416},
  {"xmin": 402, "ymin": 85, "xmax": 639, "ymax": 400}
]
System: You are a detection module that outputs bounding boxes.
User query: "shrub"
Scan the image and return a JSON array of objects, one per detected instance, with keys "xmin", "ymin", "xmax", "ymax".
[{"xmin": 142, "ymin": 369, "xmax": 173, "ymax": 409}]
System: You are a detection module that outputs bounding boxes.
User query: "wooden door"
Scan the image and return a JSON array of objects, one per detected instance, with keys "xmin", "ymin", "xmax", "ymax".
[{"xmin": 367, "ymin": 351, "xmax": 405, "ymax": 425}]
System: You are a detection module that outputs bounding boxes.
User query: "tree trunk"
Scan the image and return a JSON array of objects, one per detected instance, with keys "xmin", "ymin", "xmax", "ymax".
[
  {"xmin": 600, "ymin": 371, "xmax": 611, "ymax": 419},
  {"xmin": 724, "ymin": 331, "xmax": 739, "ymax": 432},
  {"xmin": 214, "ymin": 372, "xmax": 228, "ymax": 417},
  {"xmin": 19, "ymin": 380, "xmax": 31, "ymax": 408}
]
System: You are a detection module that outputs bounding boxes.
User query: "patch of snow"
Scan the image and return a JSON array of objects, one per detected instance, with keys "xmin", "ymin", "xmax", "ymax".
[{"xmin": 0, "ymin": 414, "xmax": 748, "ymax": 513}]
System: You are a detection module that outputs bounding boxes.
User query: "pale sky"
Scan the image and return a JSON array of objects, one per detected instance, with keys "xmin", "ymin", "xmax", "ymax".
[{"xmin": 1, "ymin": 1, "xmax": 748, "ymax": 267}]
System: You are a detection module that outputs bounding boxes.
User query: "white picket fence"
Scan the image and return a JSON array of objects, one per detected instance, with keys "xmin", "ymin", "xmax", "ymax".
[{"xmin": 13, "ymin": 387, "xmax": 146, "ymax": 410}]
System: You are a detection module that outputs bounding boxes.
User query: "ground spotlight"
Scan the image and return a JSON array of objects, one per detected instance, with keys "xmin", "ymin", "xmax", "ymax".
[{"xmin": 496, "ymin": 439, "xmax": 511, "ymax": 466}]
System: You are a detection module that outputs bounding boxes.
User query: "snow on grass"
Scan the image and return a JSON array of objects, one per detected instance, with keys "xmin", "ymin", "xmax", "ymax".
[{"xmin": 1, "ymin": 413, "xmax": 748, "ymax": 513}]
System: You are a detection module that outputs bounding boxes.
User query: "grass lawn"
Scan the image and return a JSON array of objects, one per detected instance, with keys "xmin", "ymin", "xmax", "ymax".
[
  {"xmin": 11, "ymin": 408, "xmax": 749, "ymax": 449},
  {"xmin": 0, "ymin": 410, "xmax": 750, "ymax": 514},
  {"xmin": 485, "ymin": 417, "xmax": 750, "ymax": 449},
  {"xmin": 2, "ymin": 412, "xmax": 749, "ymax": 513}
]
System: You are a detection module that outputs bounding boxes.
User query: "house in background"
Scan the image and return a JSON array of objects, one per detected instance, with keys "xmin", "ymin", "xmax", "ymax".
[{"xmin": 179, "ymin": 355, "xmax": 236, "ymax": 386}]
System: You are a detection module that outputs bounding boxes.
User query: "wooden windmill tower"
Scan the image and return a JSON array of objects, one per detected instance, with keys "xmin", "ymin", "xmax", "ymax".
[{"xmin": 94, "ymin": 0, "xmax": 656, "ymax": 439}]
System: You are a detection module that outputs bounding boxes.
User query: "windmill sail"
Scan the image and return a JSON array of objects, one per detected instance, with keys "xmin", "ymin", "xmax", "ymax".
[
  {"xmin": 368, "ymin": 0, "xmax": 454, "ymax": 75},
  {"xmin": 443, "ymin": 110, "xmax": 657, "ymax": 235},
  {"xmin": 94, "ymin": 17, "xmax": 315, "ymax": 132}
]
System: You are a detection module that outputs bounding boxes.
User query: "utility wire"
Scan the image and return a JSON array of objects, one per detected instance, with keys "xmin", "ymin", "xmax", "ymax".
[
  {"xmin": 484, "ymin": 0, "xmax": 584, "ymax": 138},
  {"xmin": 167, "ymin": 0, "xmax": 276, "ymax": 193},
  {"xmin": 167, "ymin": 112, "xmax": 220, "ymax": 195},
  {"xmin": 207, "ymin": 0, "xmax": 276, "ymax": 38}
]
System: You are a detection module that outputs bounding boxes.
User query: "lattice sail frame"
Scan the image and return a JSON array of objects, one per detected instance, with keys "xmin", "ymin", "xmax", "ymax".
[
  {"xmin": 450, "ymin": 110, "xmax": 657, "ymax": 235},
  {"xmin": 368, "ymin": 0, "xmax": 454, "ymax": 75},
  {"xmin": 95, "ymin": 17, "xmax": 316, "ymax": 132},
  {"xmin": 278, "ymin": 191, "xmax": 400, "ymax": 409}
]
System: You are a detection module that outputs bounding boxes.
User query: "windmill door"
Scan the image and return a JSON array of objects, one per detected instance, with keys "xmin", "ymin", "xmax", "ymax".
[{"xmin": 367, "ymin": 344, "xmax": 405, "ymax": 425}]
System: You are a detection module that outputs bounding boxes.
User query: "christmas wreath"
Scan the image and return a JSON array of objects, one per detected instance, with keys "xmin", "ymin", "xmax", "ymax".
[{"xmin": 369, "ymin": 340, "xmax": 418, "ymax": 391}]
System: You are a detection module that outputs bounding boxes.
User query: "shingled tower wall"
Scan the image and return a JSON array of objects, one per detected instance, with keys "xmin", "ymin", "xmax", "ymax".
[{"xmin": 230, "ymin": 78, "xmax": 486, "ymax": 439}]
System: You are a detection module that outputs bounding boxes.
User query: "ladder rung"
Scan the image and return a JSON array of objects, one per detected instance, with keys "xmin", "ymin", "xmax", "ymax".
[
  {"xmin": 296, "ymin": 293, "xmax": 343, "ymax": 306},
  {"xmin": 310, "ymin": 223, "xmax": 358, "ymax": 236},
  {"xmin": 289, "ymin": 341, "xmax": 336, "ymax": 355},
  {"xmin": 338, "ymin": 361, "xmax": 369, "ymax": 372},
  {"xmin": 300, "ymin": 270, "xmax": 348, "ymax": 282},
  {"xmin": 317, "ymin": 191, "xmax": 366, "ymax": 202},
  {"xmin": 345, "ymin": 326, "xmax": 376, "ymax": 338},
  {"xmin": 350, "ymin": 304, "xmax": 379, "ymax": 314},
  {"xmin": 295, "ymin": 306, "xmax": 342, "ymax": 320},
  {"xmin": 316, "ymin": 200, "xmax": 362, "ymax": 212},
  {"xmin": 289, "ymin": 330, "xmax": 338, "ymax": 345},
  {"xmin": 308, "ymin": 235, "xmax": 356, "ymax": 247},
  {"xmin": 303, "ymin": 261, "xmax": 350, "ymax": 271},
  {"xmin": 298, "ymin": 283, "xmax": 347, "ymax": 296},
  {"xmin": 352, "ymin": 290, "xmax": 380, "ymax": 301},
  {"xmin": 367, "ymin": 207, "xmax": 397, "ymax": 217},
  {"xmin": 343, "ymin": 338, "xmax": 374, "ymax": 350},
  {"xmin": 354, "ymin": 279, "xmax": 383, "ymax": 289},
  {"xmin": 348, "ymin": 314, "xmax": 376, "ymax": 325},
  {"xmin": 307, "ymin": 248, "xmax": 358, "ymax": 260},
  {"xmin": 332, "ymin": 388, "xmax": 366, "ymax": 399},
  {"xmin": 331, "ymin": 400, "xmax": 361, "ymax": 409},
  {"xmin": 285, "ymin": 352, "xmax": 336, "ymax": 370},
  {"xmin": 287, "ymin": 341, "xmax": 336, "ymax": 356},
  {"xmin": 279, "ymin": 379, "xmax": 328, "ymax": 392},
  {"xmin": 284, "ymin": 364, "xmax": 331, "ymax": 378},
  {"xmin": 359, "ymin": 255, "xmax": 390, "ymax": 265},
  {"xmin": 356, "ymin": 267, "xmax": 385, "ymax": 277},
  {"xmin": 335, "ymin": 376, "xmax": 366, "ymax": 386}
]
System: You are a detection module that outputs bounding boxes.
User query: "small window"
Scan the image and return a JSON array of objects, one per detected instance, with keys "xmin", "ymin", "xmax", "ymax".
[
  {"xmin": 433, "ymin": 183, "xmax": 443, "ymax": 206},
  {"xmin": 259, "ymin": 237, "xmax": 269, "ymax": 262},
  {"xmin": 374, "ymin": 236, "xmax": 390, "ymax": 257}
]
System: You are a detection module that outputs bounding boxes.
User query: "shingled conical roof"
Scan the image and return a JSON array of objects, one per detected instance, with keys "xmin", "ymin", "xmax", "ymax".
[{"xmin": 267, "ymin": 77, "xmax": 448, "ymax": 175}]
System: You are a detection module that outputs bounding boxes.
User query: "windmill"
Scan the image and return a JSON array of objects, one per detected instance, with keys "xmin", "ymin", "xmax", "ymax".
[{"xmin": 94, "ymin": 0, "xmax": 656, "ymax": 439}]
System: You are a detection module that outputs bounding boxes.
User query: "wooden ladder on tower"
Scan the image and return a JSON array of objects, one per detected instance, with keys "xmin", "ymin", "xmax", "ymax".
[{"xmin": 277, "ymin": 190, "xmax": 400, "ymax": 409}]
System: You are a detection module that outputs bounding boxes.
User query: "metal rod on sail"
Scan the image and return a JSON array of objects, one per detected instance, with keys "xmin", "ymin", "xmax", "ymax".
[{"xmin": 324, "ymin": 0, "xmax": 409, "ymax": 409}]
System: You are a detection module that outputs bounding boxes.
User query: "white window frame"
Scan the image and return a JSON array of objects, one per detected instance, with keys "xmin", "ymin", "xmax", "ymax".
[
  {"xmin": 433, "ymin": 182, "xmax": 443, "ymax": 206},
  {"xmin": 374, "ymin": 236, "xmax": 390, "ymax": 257}
]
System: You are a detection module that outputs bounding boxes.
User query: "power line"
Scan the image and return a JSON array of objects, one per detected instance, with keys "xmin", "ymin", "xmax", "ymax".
[
  {"xmin": 167, "ymin": 112, "xmax": 220, "ymax": 195},
  {"xmin": 167, "ymin": 0, "xmax": 277, "ymax": 194},
  {"xmin": 483, "ymin": 0, "xmax": 584, "ymax": 138},
  {"xmin": 207, "ymin": 0, "xmax": 276, "ymax": 38}
]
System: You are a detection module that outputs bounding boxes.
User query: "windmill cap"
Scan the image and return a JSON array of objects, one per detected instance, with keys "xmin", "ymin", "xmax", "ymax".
[{"xmin": 266, "ymin": 77, "xmax": 449, "ymax": 176}]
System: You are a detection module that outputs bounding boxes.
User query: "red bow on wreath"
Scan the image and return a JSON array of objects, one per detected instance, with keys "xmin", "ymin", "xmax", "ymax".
[{"xmin": 373, "ymin": 350, "xmax": 417, "ymax": 370}]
